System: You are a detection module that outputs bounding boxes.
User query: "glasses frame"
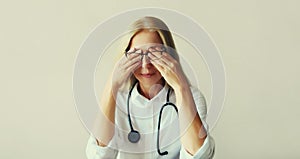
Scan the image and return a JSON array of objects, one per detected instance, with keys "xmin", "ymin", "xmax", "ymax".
[{"xmin": 124, "ymin": 45, "xmax": 166, "ymax": 60}]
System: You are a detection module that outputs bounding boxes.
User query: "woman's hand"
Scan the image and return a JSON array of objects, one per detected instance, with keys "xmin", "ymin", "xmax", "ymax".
[
  {"xmin": 111, "ymin": 49, "xmax": 141, "ymax": 91},
  {"xmin": 148, "ymin": 48, "xmax": 189, "ymax": 91}
]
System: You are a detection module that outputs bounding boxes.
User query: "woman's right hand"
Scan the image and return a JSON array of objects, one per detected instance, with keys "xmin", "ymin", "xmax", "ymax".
[{"xmin": 111, "ymin": 49, "xmax": 141, "ymax": 91}]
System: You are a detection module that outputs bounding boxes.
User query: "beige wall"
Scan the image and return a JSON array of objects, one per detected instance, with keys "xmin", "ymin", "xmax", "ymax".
[{"xmin": 1, "ymin": 0, "xmax": 299, "ymax": 158}]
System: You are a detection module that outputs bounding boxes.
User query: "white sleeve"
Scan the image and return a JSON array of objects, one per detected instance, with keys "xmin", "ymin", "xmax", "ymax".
[
  {"xmin": 179, "ymin": 87, "xmax": 215, "ymax": 159},
  {"xmin": 86, "ymin": 135, "xmax": 118, "ymax": 159},
  {"xmin": 180, "ymin": 135, "xmax": 215, "ymax": 159}
]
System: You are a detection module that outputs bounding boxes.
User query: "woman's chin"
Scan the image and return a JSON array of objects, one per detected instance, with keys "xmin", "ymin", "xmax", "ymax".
[{"xmin": 138, "ymin": 77, "xmax": 163, "ymax": 86}]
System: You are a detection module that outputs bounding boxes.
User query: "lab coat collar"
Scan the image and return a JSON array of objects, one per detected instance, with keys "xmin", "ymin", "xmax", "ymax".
[{"xmin": 131, "ymin": 82, "xmax": 169, "ymax": 105}]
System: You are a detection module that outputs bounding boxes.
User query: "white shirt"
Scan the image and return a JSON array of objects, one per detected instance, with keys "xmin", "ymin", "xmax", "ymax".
[{"xmin": 86, "ymin": 84, "xmax": 215, "ymax": 159}]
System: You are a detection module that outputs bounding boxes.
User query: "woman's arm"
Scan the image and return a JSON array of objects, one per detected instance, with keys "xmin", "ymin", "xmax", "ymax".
[
  {"xmin": 174, "ymin": 85, "xmax": 207, "ymax": 155},
  {"xmin": 93, "ymin": 53, "xmax": 142, "ymax": 146},
  {"xmin": 149, "ymin": 52, "xmax": 207, "ymax": 155},
  {"xmin": 94, "ymin": 82, "xmax": 118, "ymax": 146}
]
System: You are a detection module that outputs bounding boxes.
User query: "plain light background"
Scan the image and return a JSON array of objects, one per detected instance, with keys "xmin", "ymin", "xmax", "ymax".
[{"xmin": 1, "ymin": 0, "xmax": 299, "ymax": 159}]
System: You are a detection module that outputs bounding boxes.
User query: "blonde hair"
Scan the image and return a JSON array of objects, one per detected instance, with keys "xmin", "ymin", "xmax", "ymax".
[{"xmin": 121, "ymin": 16, "xmax": 189, "ymax": 89}]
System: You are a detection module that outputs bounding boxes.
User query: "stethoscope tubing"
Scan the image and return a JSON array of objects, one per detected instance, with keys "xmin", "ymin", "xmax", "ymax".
[{"xmin": 126, "ymin": 82, "xmax": 178, "ymax": 156}]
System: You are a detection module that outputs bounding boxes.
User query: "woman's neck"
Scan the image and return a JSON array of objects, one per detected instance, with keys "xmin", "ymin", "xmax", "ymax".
[{"xmin": 138, "ymin": 80, "xmax": 165, "ymax": 100}]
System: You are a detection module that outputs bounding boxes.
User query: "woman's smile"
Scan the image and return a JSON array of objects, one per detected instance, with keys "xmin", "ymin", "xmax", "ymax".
[{"xmin": 140, "ymin": 72, "xmax": 155, "ymax": 78}]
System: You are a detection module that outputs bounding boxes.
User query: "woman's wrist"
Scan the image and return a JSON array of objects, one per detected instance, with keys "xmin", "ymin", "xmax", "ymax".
[
  {"xmin": 173, "ymin": 78, "xmax": 189, "ymax": 93},
  {"xmin": 111, "ymin": 83, "xmax": 119, "ymax": 95},
  {"xmin": 174, "ymin": 85, "xmax": 189, "ymax": 97},
  {"xmin": 173, "ymin": 82, "xmax": 190, "ymax": 106}
]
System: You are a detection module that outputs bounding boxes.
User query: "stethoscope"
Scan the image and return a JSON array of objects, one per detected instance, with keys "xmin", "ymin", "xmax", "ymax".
[{"xmin": 127, "ymin": 82, "xmax": 178, "ymax": 156}]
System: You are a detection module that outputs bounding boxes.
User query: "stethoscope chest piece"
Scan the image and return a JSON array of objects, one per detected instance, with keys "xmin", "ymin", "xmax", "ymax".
[{"xmin": 128, "ymin": 130, "xmax": 140, "ymax": 143}]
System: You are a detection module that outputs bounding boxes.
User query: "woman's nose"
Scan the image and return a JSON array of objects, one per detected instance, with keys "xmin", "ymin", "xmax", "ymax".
[{"xmin": 141, "ymin": 51, "xmax": 151, "ymax": 68}]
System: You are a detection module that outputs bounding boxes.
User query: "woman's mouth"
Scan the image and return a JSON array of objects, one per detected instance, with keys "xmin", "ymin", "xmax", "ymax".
[{"xmin": 140, "ymin": 73, "xmax": 154, "ymax": 78}]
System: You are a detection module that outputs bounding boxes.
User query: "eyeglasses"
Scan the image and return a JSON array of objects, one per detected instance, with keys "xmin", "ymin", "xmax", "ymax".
[{"xmin": 125, "ymin": 45, "xmax": 166, "ymax": 60}]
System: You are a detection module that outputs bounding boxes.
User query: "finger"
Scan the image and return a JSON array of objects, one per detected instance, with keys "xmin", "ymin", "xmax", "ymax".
[
  {"xmin": 126, "ymin": 60, "xmax": 142, "ymax": 73},
  {"xmin": 126, "ymin": 51, "xmax": 140, "ymax": 59},
  {"xmin": 150, "ymin": 54, "xmax": 178, "ymax": 77},
  {"xmin": 119, "ymin": 53, "xmax": 135, "ymax": 64},
  {"xmin": 150, "ymin": 52, "xmax": 169, "ymax": 65},
  {"xmin": 125, "ymin": 47, "xmax": 137, "ymax": 55},
  {"xmin": 128, "ymin": 47, "xmax": 136, "ymax": 52},
  {"xmin": 117, "ymin": 59, "xmax": 141, "ymax": 80},
  {"xmin": 161, "ymin": 52, "xmax": 177, "ymax": 63},
  {"xmin": 126, "ymin": 48, "xmax": 142, "ymax": 59},
  {"xmin": 151, "ymin": 52, "xmax": 179, "ymax": 71},
  {"xmin": 152, "ymin": 51, "xmax": 176, "ymax": 64},
  {"xmin": 148, "ymin": 50, "xmax": 163, "ymax": 60},
  {"xmin": 148, "ymin": 51, "xmax": 161, "ymax": 60},
  {"xmin": 122, "ymin": 51, "xmax": 141, "ymax": 64},
  {"xmin": 123, "ymin": 55, "xmax": 141, "ymax": 70},
  {"xmin": 148, "ymin": 45, "xmax": 165, "ymax": 52},
  {"xmin": 149, "ymin": 58, "xmax": 167, "ymax": 74},
  {"xmin": 155, "ymin": 46, "xmax": 165, "ymax": 52},
  {"xmin": 148, "ymin": 53, "xmax": 169, "ymax": 68},
  {"xmin": 148, "ymin": 47, "xmax": 157, "ymax": 52}
]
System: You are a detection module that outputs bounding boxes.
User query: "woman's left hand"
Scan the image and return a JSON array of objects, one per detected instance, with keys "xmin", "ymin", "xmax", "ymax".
[{"xmin": 148, "ymin": 49, "xmax": 189, "ymax": 90}]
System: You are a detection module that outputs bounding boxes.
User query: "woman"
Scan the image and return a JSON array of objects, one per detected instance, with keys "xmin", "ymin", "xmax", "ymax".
[{"xmin": 86, "ymin": 16, "xmax": 215, "ymax": 159}]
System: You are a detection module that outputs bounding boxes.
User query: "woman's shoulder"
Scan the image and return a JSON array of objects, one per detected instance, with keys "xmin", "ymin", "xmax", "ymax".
[
  {"xmin": 189, "ymin": 86, "xmax": 205, "ymax": 99},
  {"xmin": 189, "ymin": 86, "xmax": 208, "ymax": 120},
  {"xmin": 115, "ymin": 89, "xmax": 129, "ymax": 102}
]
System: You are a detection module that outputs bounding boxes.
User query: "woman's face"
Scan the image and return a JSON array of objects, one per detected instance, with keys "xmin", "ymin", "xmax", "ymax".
[{"xmin": 129, "ymin": 30, "xmax": 164, "ymax": 87}]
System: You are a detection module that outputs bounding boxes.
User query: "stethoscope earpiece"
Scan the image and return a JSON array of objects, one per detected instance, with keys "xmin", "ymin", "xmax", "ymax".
[{"xmin": 128, "ymin": 130, "xmax": 140, "ymax": 143}]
